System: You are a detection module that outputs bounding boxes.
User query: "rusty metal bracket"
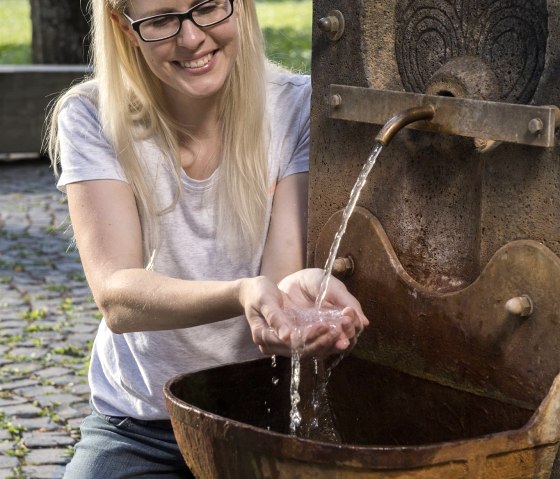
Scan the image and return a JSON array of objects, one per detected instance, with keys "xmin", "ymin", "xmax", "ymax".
[{"xmin": 329, "ymin": 85, "xmax": 559, "ymax": 148}]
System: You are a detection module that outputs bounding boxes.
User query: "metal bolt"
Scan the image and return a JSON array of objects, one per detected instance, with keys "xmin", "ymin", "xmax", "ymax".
[
  {"xmin": 332, "ymin": 256, "xmax": 354, "ymax": 278},
  {"xmin": 505, "ymin": 295, "xmax": 533, "ymax": 317},
  {"xmin": 318, "ymin": 16, "xmax": 338, "ymax": 34},
  {"xmin": 528, "ymin": 118, "xmax": 544, "ymax": 135},
  {"xmin": 317, "ymin": 10, "xmax": 345, "ymax": 41},
  {"xmin": 330, "ymin": 94, "xmax": 342, "ymax": 108}
]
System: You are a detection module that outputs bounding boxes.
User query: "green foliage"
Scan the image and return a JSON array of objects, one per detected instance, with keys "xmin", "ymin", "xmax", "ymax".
[
  {"xmin": 45, "ymin": 282, "xmax": 71, "ymax": 293},
  {"xmin": 0, "ymin": 0, "xmax": 31, "ymax": 64},
  {"xmin": 0, "ymin": 0, "xmax": 312, "ymax": 72},
  {"xmin": 19, "ymin": 308, "xmax": 48, "ymax": 321},
  {"xmin": 52, "ymin": 344, "xmax": 88, "ymax": 358},
  {"xmin": 256, "ymin": 1, "xmax": 312, "ymax": 73}
]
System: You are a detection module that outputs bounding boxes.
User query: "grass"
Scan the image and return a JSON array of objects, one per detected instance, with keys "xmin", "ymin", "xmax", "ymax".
[
  {"xmin": 0, "ymin": 0, "xmax": 311, "ymax": 72},
  {"xmin": 256, "ymin": 0, "xmax": 312, "ymax": 73},
  {"xmin": 0, "ymin": 0, "xmax": 32, "ymax": 64}
]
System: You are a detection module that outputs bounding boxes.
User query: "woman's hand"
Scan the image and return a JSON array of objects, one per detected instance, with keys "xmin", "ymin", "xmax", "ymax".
[
  {"xmin": 239, "ymin": 269, "xmax": 369, "ymax": 358},
  {"xmin": 278, "ymin": 268, "xmax": 369, "ymax": 357},
  {"xmin": 238, "ymin": 276, "xmax": 295, "ymax": 357}
]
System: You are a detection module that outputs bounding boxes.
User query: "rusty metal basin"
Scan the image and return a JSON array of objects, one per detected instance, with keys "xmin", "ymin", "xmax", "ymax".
[
  {"xmin": 165, "ymin": 355, "xmax": 560, "ymax": 478},
  {"xmin": 164, "ymin": 208, "xmax": 560, "ymax": 478}
]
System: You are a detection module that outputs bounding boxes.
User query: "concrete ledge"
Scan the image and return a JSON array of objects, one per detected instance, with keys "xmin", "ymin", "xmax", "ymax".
[{"xmin": 0, "ymin": 65, "xmax": 91, "ymax": 155}]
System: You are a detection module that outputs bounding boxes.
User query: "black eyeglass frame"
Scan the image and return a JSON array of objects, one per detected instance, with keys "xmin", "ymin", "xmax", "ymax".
[{"xmin": 123, "ymin": 0, "xmax": 235, "ymax": 43}]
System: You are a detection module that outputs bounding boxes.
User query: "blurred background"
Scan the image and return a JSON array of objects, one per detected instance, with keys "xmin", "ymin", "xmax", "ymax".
[{"xmin": 0, "ymin": 0, "xmax": 312, "ymax": 73}]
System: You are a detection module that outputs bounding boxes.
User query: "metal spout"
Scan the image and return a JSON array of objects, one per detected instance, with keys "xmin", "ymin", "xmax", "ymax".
[{"xmin": 375, "ymin": 105, "xmax": 436, "ymax": 146}]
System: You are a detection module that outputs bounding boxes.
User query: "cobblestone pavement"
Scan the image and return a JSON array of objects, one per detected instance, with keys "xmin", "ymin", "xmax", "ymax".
[{"xmin": 0, "ymin": 160, "xmax": 97, "ymax": 478}]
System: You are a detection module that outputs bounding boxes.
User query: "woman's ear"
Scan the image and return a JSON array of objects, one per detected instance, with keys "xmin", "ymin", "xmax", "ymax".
[{"xmin": 110, "ymin": 11, "xmax": 139, "ymax": 47}]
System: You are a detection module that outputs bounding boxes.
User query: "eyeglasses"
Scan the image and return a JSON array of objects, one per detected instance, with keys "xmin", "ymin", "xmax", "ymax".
[{"xmin": 123, "ymin": 0, "xmax": 234, "ymax": 43}]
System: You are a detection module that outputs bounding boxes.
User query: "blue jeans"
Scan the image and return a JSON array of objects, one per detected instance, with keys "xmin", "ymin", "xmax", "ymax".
[{"xmin": 63, "ymin": 409, "xmax": 194, "ymax": 478}]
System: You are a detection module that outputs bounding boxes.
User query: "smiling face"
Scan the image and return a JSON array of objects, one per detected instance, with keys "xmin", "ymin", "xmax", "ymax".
[{"xmin": 119, "ymin": 0, "xmax": 239, "ymax": 105}]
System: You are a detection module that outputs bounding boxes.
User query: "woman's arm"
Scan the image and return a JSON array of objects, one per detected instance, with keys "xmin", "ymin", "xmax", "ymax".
[
  {"xmin": 67, "ymin": 174, "xmax": 367, "ymax": 357},
  {"xmin": 67, "ymin": 179, "xmax": 255, "ymax": 333},
  {"xmin": 260, "ymin": 172, "xmax": 308, "ymax": 282}
]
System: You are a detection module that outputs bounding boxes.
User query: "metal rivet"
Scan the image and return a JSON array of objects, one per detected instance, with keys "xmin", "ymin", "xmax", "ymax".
[
  {"xmin": 505, "ymin": 295, "xmax": 533, "ymax": 317},
  {"xmin": 318, "ymin": 16, "xmax": 337, "ymax": 33},
  {"xmin": 317, "ymin": 10, "xmax": 345, "ymax": 41},
  {"xmin": 330, "ymin": 94, "xmax": 342, "ymax": 108},
  {"xmin": 332, "ymin": 256, "xmax": 354, "ymax": 278},
  {"xmin": 528, "ymin": 118, "xmax": 544, "ymax": 135}
]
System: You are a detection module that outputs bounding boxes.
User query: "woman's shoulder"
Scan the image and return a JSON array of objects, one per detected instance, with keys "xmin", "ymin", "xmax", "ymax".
[
  {"xmin": 265, "ymin": 62, "xmax": 311, "ymax": 115},
  {"xmin": 265, "ymin": 63, "xmax": 311, "ymax": 155},
  {"xmin": 265, "ymin": 62, "xmax": 310, "ymax": 90},
  {"xmin": 58, "ymin": 79, "xmax": 100, "ymax": 113}
]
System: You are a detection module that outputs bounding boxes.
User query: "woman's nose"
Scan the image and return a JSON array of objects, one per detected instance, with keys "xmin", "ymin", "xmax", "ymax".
[{"xmin": 176, "ymin": 19, "xmax": 206, "ymax": 49}]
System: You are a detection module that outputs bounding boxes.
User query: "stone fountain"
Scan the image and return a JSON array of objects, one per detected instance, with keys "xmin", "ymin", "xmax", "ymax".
[{"xmin": 165, "ymin": 1, "xmax": 560, "ymax": 477}]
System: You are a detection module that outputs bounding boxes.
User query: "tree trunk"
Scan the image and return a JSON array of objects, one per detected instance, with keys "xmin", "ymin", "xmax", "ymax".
[{"xmin": 30, "ymin": 0, "xmax": 91, "ymax": 64}]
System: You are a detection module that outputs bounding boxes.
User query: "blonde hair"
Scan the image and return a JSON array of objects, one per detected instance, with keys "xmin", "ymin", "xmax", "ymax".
[{"xmin": 48, "ymin": 0, "xmax": 268, "ymax": 266}]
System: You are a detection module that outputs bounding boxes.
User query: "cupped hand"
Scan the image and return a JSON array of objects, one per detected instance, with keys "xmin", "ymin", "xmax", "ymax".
[
  {"xmin": 238, "ymin": 275, "xmax": 338, "ymax": 357},
  {"xmin": 278, "ymin": 268, "xmax": 369, "ymax": 357},
  {"xmin": 238, "ymin": 276, "xmax": 294, "ymax": 357},
  {"xmin": 239, "ymin": 270, "xmax": 369, "ymax": 359},
  {"xmin": 278, "ymin": 268, "xmax": 369, "ymax": 356}
]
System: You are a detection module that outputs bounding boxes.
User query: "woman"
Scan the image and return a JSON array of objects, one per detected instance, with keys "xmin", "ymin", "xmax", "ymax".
[{"xmin": 49, "ymin": 0, "xmax": 368, "ymax": 476}]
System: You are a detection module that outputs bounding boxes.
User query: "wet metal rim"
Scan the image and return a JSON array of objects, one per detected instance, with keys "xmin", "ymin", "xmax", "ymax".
[{"xmin": 163, "ymin": 365, "xmax": 560, "ymax": 470}]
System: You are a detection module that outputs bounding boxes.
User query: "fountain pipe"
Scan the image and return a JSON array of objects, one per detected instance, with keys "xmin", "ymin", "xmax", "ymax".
[{"xmin": 374, "ymin": 105, "xmax": 436, "ymax": 146}]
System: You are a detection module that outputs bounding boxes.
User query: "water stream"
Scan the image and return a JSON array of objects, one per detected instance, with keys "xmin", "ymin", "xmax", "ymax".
[
  {"xmin": 316, "ymin": 141, "xmax": 384, "ymax": 309},
  {"xmin": 289, "ymin": 141, "xmax": 385, "ymax": 437}
]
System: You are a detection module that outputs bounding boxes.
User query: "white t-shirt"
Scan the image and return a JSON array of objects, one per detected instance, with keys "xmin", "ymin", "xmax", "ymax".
[{"xmin": 56, "ymin": 66, "xmax": 311, "ymax": 419}]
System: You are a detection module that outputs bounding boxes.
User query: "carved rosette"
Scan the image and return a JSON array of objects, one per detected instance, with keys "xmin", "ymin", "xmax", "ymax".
[{"xmin": 395, "ymin": 0, "xmax": 548, "ymax": 103}]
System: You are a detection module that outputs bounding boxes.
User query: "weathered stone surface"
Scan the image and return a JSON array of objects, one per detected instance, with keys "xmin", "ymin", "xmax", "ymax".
[
  {"xmin": 0, "ymin": 403, "xmax": 41, "ymax": 417},
  {"xmin": 23, "ymin": 432, "xmax": 75, "ymax": 448},
  {"xmin": 0, "ymin": 468, "xmax": 18, "ymax": 479},
  {"xmin": 0, "ymin": 160, "xmax": 95, "ymax": 479},
  {"xmin": 311, "ymin": 0, "xmax": 560, "ymax": 283},
  {"xmin": 0, "ymin": 455, "xmax": 19, "ymax": 468},
  {"xmin": 24, "ymin": 448, "xmax": 71, "ymax": 466},
  {"xmin": 10, "ymin": 417, "xmax": 60, "ymax": 432},
  {"xmin": 20, "ymin": 465, "xmax": 67, "ymax": 479}
]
